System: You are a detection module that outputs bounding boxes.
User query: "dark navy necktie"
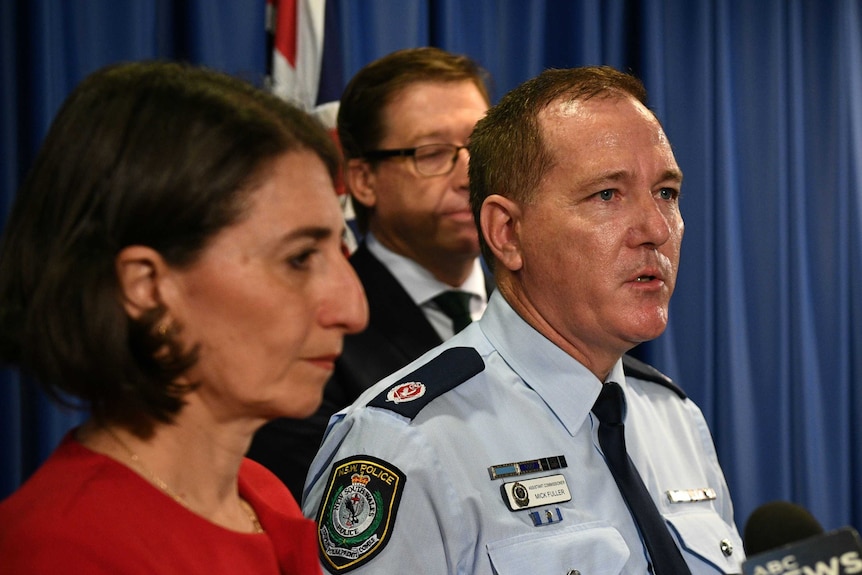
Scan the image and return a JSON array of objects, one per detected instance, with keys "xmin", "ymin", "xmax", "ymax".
[
  {"xmin": 432, "ymin": 291, "xmax": 473, "ymax": 333},
  {"xmin": 592, "ymin": 382, "xmax": 692, "ymax": 574}
]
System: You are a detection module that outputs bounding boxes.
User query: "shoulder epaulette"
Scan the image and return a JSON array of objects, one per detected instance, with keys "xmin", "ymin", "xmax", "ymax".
[
  {"xmin": 367, "ymin": 347, "xmax": 485, "ymax": 419},
  {"xmin": 622, "ymin": 354, "xmax": 686, "ymax": 399}
]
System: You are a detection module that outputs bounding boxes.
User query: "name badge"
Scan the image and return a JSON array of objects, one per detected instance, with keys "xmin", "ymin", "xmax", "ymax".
[{"xmin": 501, "ymin": 474, "xmax": 571, "ymax": 511}]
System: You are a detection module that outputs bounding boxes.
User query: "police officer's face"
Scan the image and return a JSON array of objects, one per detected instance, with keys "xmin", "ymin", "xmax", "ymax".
[{"xmin": 515, "ymin": 95, "xmax": 683, "ymax": 364}]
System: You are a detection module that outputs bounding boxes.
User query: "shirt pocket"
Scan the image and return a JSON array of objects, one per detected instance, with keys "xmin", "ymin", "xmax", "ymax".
[
  {"xmin": 486, "ymin": 522, "xmax": 630, "ymax": 575},
  {"xmin": 667, "ymin": 510, "xmax": 745, "ymax": 573}
]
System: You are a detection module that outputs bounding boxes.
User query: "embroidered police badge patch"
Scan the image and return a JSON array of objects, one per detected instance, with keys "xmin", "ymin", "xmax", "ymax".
[{"xmin": 316, "ymin": 455, "xmax": 405, "ymax": 573}]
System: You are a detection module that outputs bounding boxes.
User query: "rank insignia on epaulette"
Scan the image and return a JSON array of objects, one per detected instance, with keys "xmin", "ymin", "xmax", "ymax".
[
  {"xmin": 316, "ymin": 455, "xmax": 405, "ymax": 573},
  {"xmin": 367, "ymin": 347, "xmax": 485, "ymax": 419},
  {"xmin": 385, "ymin": 381, "xmax": 425, "ymax": 403}
]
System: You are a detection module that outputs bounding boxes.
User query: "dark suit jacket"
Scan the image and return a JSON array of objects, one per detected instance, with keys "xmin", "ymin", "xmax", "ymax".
[{"xmin": 248, "ymin": 243, "xmax": 488, "ymax": 501}]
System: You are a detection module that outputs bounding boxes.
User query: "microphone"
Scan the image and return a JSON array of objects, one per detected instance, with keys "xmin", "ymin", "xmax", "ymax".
[
  {"xmin": 744, "ymin": 500, "xmax": 824, "ymax": 556},
  {"xmin": 741, "ymin": 501, "xmax": 862, "ymax": 575}
]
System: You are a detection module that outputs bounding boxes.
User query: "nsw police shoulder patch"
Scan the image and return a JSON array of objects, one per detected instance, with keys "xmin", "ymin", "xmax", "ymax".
[{"xmin": 316, "ymin": 455, "xmax": 405, "ymax": 573}]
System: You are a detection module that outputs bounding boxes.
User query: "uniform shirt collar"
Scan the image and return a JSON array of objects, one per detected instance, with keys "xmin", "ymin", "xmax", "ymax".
[{"xmin": 478, "ymin": 291, "xmax": 626, "ymax": 436}]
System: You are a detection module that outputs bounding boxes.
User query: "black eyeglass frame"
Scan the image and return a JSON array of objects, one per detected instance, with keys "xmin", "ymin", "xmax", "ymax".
[{"xmin": 361, "ymin": 143, "xmax": 469, "ymax": 176}]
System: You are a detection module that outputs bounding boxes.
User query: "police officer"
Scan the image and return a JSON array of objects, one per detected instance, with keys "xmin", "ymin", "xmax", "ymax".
[{"xmin": 303, "ymin": 66, "xmax": 744, "ymax": 575}]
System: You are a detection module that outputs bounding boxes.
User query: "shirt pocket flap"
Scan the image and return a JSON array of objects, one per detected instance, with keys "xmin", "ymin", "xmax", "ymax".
[
  {"xmin": 668, "ymin": 511, "xmax": 744, "ymax": 571},
  {"xmin": 487, "ymin": 523, "xmax": 630, "ymax": 575}
]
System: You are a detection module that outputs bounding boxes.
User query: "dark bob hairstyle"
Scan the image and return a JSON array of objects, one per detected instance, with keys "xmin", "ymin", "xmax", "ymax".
[{"xmin": 0, "ymin": 61, "xmax": 340, "ymax": 435}]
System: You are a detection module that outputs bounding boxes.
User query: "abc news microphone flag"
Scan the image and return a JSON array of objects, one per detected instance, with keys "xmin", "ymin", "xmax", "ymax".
[
  {"xmin": 266, "ymin": 0, "xmax": 357, "ymax": 252},
  {"xmin": 743, "ymin": 527, "xmax": 862, "ymax": 575}
]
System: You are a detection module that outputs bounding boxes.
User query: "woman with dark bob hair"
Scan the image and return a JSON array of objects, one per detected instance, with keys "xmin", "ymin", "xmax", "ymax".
[{"xmin": 0, "ymin": 61, "xmax": 368, "ymax": 573}]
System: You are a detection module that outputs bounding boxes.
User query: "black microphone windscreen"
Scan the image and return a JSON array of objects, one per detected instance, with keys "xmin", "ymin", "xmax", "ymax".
[{"xmin": 743, "ymin": 500, "xmax": 825, "ymax": 556}]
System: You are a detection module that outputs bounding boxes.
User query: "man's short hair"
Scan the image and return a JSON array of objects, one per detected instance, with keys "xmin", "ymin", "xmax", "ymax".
[
  {"xmin": 468, "ymin": 66, "xmax": 649, "ymax": 268},
  {"xmin": 337, "ymin": 47, "xmax": 490, "ymax": 233}
]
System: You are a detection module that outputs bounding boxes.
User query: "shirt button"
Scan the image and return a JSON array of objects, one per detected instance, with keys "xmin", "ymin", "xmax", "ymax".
[{"xmin": 720, "ymin": 538, "xmax": 734, "ymax": 556}]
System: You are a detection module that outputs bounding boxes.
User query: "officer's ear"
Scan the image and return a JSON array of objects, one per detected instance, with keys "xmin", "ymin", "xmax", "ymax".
[
  {"xmin": 345, "ymin": 158, "xmax": 377, "ymax": 209},
  {"xmin": 481, "ymin": 194, "xmax": 523, "ymax": 272}
]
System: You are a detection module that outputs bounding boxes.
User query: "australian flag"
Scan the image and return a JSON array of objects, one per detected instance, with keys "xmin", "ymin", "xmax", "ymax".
[{"xmin": 265, "ymin": 0, "xmax": 356, "ymax": 250}]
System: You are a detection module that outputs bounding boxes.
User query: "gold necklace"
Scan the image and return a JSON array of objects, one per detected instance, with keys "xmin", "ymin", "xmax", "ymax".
[{"xmin": 104, "ymin": 427, "xmax": 264, "ymax": 534}]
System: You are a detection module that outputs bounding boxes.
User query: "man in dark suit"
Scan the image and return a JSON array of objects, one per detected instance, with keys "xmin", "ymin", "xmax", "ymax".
[{"xmin": 247, "ymin": 47, "xmax": 492, "ymax": 500}]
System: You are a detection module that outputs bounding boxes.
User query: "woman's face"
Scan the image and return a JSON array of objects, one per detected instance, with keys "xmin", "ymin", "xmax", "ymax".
[{"xmin": 162, "ymin": 151, "xmax": 368, "ymax": 422}]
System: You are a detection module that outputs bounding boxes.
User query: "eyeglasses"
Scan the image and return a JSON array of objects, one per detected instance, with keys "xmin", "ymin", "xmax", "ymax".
[{"xmin": 362, "ymin": 143, "xmax": 468, "ymax": 177}]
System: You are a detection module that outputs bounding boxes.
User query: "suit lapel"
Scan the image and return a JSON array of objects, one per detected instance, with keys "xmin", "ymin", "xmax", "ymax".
[{"xmin": 350, "ymin": 244, "xmax": 443, "ymax": 360}]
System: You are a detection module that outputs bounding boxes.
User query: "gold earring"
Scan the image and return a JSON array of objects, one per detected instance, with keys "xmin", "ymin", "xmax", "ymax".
[{"xmin": 156, "ymin": 320, "xmax": 172, "ymax": 339}]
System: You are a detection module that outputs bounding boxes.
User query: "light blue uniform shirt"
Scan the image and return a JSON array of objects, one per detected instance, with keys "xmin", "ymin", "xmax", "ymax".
[{"xmin": 303, "ymin": 291, "xmax": 744, "ymax": 574}]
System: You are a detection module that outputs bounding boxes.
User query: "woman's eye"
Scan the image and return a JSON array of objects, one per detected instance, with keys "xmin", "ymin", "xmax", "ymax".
[{"xmin": 288, "ymin": 250, "xmax": 315, "ymax": 269}]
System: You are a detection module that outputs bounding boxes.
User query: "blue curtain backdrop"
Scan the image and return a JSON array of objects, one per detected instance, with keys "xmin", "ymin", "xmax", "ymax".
[{"xmin": 2, "ymin": 0, "xmax": 861, "ymax": 535}]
